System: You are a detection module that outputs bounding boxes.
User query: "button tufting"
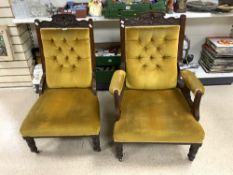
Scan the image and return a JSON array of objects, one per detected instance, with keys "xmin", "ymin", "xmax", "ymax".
[
  {"xmin": 163, "ymin": 56, "xmax": 170, "ymax": 60},
  {"xmin": 58, "ymin": 47, "xmax": 62, "ymax": 51},
  {"xmin": 51, "ymin": 39, "xmax": 54, "ymax": 43},
  {"xmin": 165, "ymin": 37, "xmax": 171, "ymax": 41},
  {"xmin": 156, "ymin": 64, "xmax": 161, "ymax": 69},
  {"xmin": 72, "ymin": 65, "xmax": 76, "ymax": 69},
  {"xmin": 77, "ymin": 56, "xmax": 81, "ymax": 60},
  {"xmin": 53, "ymin": 56, "xmax": 57, "ymax": 60},
  {"xmin": 63, "ymin": 38, "xmax": 66, "ymax": 43},
  {"xmin": 138, "ymin": 38, "xmax": 142, "ymax": 45},
  {"xmin": 65, "ymin": 56, "xmax": 69, "ymax": 60},
  {"xmin": 150, "ymin": 56, "xmax": 155, "ymax": 60},
  {"xmin": 60, "ymin": 65, "xmax": 63, "ymax": 68},
  {"xmin": 143, "ymin": 64, "xmax": 147, "ymax": 68},
  {"xmin": 70, "ymin": 47, "xmax": 74, "ymax": 51}
]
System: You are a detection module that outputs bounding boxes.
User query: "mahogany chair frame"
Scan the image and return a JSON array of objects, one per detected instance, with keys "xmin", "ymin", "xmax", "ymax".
[
  {"xmin": 114, "ymin": 12, "xmax": 203, "ymax": 161},
  {"xmin": 23, "ymin": 14, "xmax": 100, "ymax": 153}
]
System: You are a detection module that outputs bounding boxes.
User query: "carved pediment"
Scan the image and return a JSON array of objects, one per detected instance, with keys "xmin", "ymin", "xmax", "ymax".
[{"xmin": 35, "ymin": 14, "xmax": 91, "ymax": 28}]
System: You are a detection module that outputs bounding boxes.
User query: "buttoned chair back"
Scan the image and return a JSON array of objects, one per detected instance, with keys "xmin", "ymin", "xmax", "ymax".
[
  {"xmin": 19, "ymin": 15, "xmax": 101, "ymax": 154},
  {"xmin": 36, "ymin": 14, "xmax": 95, "ymax": 89},
  {"xmin": 121, "ymin": 12, "xmax": 185, "ymax": 90}
]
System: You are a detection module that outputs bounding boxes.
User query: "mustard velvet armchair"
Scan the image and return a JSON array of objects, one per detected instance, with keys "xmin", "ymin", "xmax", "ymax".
[
  {"xmin": 20, "ymin": 14, "xmax": 101, "ymax": 153},
  {"xmin": 109, "ymin": 12, "xmax": 205, "ymax": 161}
]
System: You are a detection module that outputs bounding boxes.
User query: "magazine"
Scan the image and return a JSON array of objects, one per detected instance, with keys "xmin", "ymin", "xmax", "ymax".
[
  {"xmin": 203, "ymin": 44, "xmax": 233, "ymax": 58},
  {"xmin": 206, "ymin": 37, "xmax": 233, "ymax": 55}
]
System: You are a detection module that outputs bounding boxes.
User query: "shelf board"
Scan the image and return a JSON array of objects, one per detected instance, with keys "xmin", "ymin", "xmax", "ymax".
[
  {"xmin": 166, "ymin": 11, "xmax": 233, "ymax": 19},
  {"xmin": 188, "ymin": 66, "xmax": 233, "ymax": 79},
  {"xmin": 13, "ymin": 16, "xmax": 118, "ymax": 24},
  {"xmin": 13, "ymin": 11, "xmax": 233, "ymax": 24}
]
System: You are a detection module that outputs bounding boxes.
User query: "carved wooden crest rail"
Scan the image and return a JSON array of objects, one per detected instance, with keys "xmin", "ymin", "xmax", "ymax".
[
  {"xmin": 122, "ymin": 12, "xmax": 185, "ymax": 26},
  {"xmin": 35, "ymin": 14, "xmax": 92, "ymax": 28}
]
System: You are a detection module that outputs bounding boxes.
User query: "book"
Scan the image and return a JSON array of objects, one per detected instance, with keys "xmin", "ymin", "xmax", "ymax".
[
  {"xmin": 201, "ymin": 48, "xmax": 233, "ymax": 65},
  {"xmin": 203, "ymin": 44, "xmax": 233, "ymax": 58},
  {"xmin": 200, "ymin": 50, "xmax": 233, "ymax": 73},
  {"xmin": 199, "ymin": 59, "xmax": 233, "ymax": 73},
  {"xmin": 206, "ymin": 37, "xmax": 233, "ymax": 55}
]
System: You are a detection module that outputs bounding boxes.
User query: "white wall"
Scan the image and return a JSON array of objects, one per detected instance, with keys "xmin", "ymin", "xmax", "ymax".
[
  {"xmin": 0, "ymin": 0, "xmax": 33, "ymax": 87},
  {"xmin": 186, "ymin": 17, "xmax": 232, "ymax": 64}
]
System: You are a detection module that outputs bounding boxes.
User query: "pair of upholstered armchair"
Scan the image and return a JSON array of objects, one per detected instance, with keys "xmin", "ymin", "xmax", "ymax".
[
  {"xmin": 109, "ymin": 12, "xmax": 205, "ymax": 161},
  {"xmin": 20, "ymin": 13, "xmax": 205, "ymax": 162},
  {"xmin": 20, "ymin": 15, "xmax": 101, "ymax": 153}
]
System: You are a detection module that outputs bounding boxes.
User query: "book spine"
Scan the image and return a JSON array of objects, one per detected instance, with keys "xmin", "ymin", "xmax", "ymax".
[
  {"xmin": 206, "ymin": 38, "xmax": 217, "ymax": 51},
  {"xmin": 215, "ymin": 47, "xmax": 233, "ymax": 55}
]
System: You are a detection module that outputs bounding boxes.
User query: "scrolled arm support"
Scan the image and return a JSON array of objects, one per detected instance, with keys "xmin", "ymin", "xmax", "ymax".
[
  {"xmin": 192, "ymin": 91, "xmax": 203, "ymax": 121},
  {"xmin": 179, "ymin": 70, "xmax": 205, "ymax": 121},
  {"xmin": 114, "ymin": 90, "xmax": 122, "ymax": 120},
  {"xmin": 92, "ymin": 72, "xmax": 97, "ymax": 95},
  {"xmin": 39, "ymin": 74, "xmax": 46, "ymax": 96}
]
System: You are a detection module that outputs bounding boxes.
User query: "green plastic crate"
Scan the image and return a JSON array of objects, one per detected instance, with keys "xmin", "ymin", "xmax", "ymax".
[
  {"xmin": 131, "ymin": 3, "xmax": 150, "ymax": 11},
  {"xmin": 103, "ymin": 0, "xmax": 166, "ymax": 18},
  {"xmin": 96, "ymin": 56, "xmax": 121, "ymax": 90},
  {"xmin": 96, "ymin": 70, "xmax": 114, "ymax": 84},
  {"xmin": 151, "ymin": 0, "xmax": 166, "ymax": 12},
  {"xmin": 96, "ymin": 56, "xmax": 121, "ymax": 66},
  {"xmin": 109, "ymin": 2, "xmax": 126, "ymax": 10},
  {"xmin": 120, "ymin": 10, "xmax": 138, "ymax": 18}
]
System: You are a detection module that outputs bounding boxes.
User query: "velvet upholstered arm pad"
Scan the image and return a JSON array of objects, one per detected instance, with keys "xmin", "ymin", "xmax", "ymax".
[
  {"xmin": 181, "ymin": 70, "xmax": 205, "ymax": 95},
  {"xmin": 109, "ymin": 70, "xmax": 126, "ymax": 95}
]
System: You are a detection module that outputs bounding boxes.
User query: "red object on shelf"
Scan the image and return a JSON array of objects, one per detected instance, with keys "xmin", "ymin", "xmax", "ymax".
[
  {"xmin": 76, "ymin": 9, "xmax": 88, "ymax": 18},
  {"xmin": 219, "ymin": 0, "xmax": 233, "ymax": 6},
  {"xmin": 57, "ymin": 3, "xmax": 88, "ymax": 18}
]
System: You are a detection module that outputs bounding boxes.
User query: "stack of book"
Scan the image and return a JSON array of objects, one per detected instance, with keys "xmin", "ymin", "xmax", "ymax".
[{"xmin": 199, "ymin": 37, "xmax": 233, "ymax": 73}]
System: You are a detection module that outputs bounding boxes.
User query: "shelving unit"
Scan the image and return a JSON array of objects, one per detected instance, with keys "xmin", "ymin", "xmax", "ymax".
[
  {"xmin": 12, "ymin": 11, "xmax": 233, "ymax": 85},
  {"xmin": 13, "ymin": 16, "xmax": 116, "ymax": 24},
  {"xmin": 189, "ymin": 67, "xmax": 233, "ymax": 85},
  {"xmin": 13, "ymin": 12, "xmax": 233, "ymax": 24}
]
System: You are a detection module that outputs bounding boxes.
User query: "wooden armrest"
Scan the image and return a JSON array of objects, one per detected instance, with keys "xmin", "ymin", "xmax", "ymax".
[
  {"xmin": 180, "ymin": 70, "xmax": 205, "ymax": 95},
  {"xmin": 39, "ymin": 74, "xmax": 46, "ymax": 95}
]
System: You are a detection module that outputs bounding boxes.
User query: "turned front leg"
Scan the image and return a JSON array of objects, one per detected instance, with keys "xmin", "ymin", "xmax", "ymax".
[
  {"xmin": 24, "ymin": 137, "xmax": 39, "ymax": 153},
  {"xmin": 92, "ymin": 135, "xmax": 101, "ymax": 152},
  {"xmin": 116, "ymin": 143, "xmax": 123, "ymax": 161},
  {"xmin": 188, "ymin": 144, "xmax": 202, "ymax": 161}
]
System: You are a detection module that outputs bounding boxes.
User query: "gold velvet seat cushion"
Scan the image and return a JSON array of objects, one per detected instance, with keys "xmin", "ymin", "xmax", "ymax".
[
  {"xmin": 20, "ymin": 89, "xmax": 100, "ymax": 137},
  {"xmin": 114, "ymin": 89, "xmax": 205, "ymax": 143}
]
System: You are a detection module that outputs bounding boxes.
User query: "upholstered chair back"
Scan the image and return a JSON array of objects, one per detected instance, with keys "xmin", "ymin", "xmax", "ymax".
[
  {"xmin": 40, "ymin": 28, "xmax": 92, "ymax": 88},
  {"xmin": 124, "ymin": 25, "xmax": 180, "ymax": 90}
]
